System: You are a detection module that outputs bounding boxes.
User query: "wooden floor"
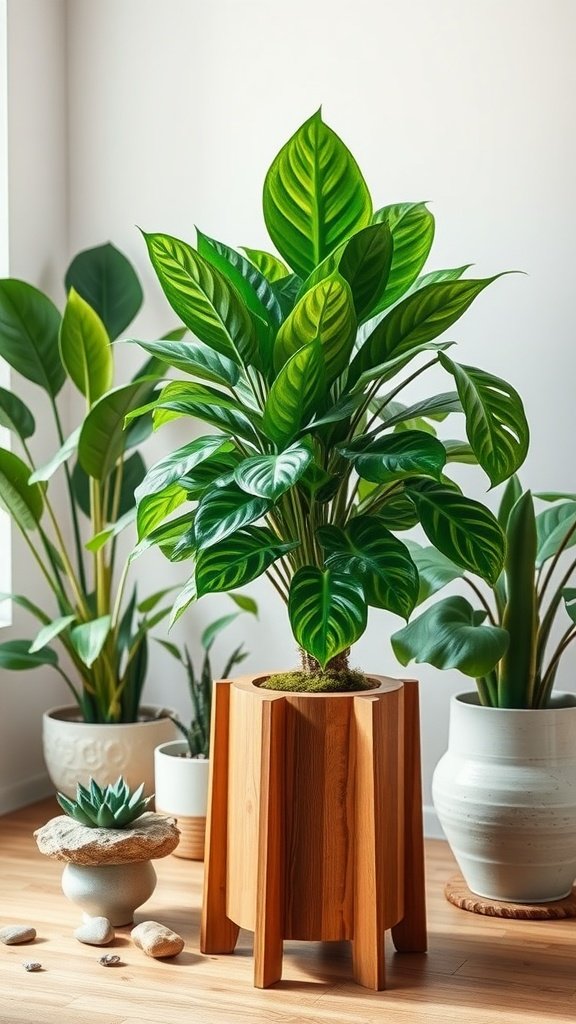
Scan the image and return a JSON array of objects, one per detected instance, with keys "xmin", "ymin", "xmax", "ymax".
[{"xmin": 1, "ymin": 800, "xmax": 576, "ymax": 1024}]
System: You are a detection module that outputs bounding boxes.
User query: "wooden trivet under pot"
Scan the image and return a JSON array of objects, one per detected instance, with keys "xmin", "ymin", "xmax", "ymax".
[{"xmin": 445, "ymin": 875, "xmax": 576, "ymax": 919}]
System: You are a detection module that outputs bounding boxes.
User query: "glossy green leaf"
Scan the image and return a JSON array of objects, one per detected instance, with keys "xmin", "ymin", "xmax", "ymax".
[
  {"xmin": 197, "ymin": 231, "xmax": 282, "ymax": 328},
  {"xmin": 129, "ymin": 336, "xmax": 239, "ymax": 386},
  {"xmin": 234, "ymin": 439, "xmax": 313, "ymax": 501},
  {"xmin": 149, "ymin": 380, "xmax": 259, "ymax": 441},
  {"xmin": 439, "ymin": 354, "xmax": 529, "ymax": 487},
  {"xmin": 408, "ymin": 482, "xmax": 505, "ymax": 585},
  {"xmin": 337, "ymin": 223, "xmax": 394, "ymax": 322},
  {"xmin": 29, "ymin": 427, "xmax": 80, "ymax": 484},
  {"xmin": 195, "ymin": 532, "xmax": 297, "ymax": 598},
  {"xmin": 263, "ymin": 109, "xmax": 372, "ymax": 279},
  {"xmin": 143, "ymin": 231, "xmax": 256, "ymax": 366},
  {"xmin": 0, "ymin": 639, "xmax": 59, "ymax": 670},
  {"xmin": 65, "ymin": 242, "xmax": 143, "ymax": 341},
  {"xmin": 195, "ymin": 484, "xmax": 270, "ymax": 550},
  {"xmin": 377, "ymin": 392, "xmax": 462, "ymax": 428},
  {"xmin": 137, "ymin": 483, "xmax": 187, "ymax": 541},
  {"xmin": 317, "ymin": 516, "xmax": 418, "ymax": 618},
  {"xmin": 402, "ymin": 264, "xmax": 472, "ymax": 299},
  {"xmin": 274, "ymin": 274, "xmax": 356, "ymax": 382},
  {"xmin": 70, "ymin": 615, "xmax": 111, "ymax": 668},
  {"xmin": 242, "ymin": 248, "xmax": 290, "ymax": 282},
  {"xmin": 371, "ymin": 203, "xmax": 435, "ymax": 310},
  {"xmin": 136, "ymin": 435, "xmax": 233, "ymax": 504},
  {"xmin": 404, "ymin": 541, "xmax": 463, "ymax": 604},
  {"xmin": 169, "ymin": 575, "xmax": 198, "ymax": 627},
  {"xmin": 0, "ymin": 386, "xmax": 35, "ymax": 440},
  {"xmin": 288, "ymin": 566, "xmax": 367, "ymax": 668},
  {"xmin": 392, "ymin": 596, "xmax": 509, "ymax": 677},
  {"xmin": 443, "ymin": 440, "xmax": 477, "ymax": 464},
  {"xmin": 59, "ymin": 288, "xmax": 113, "ymax": 404},
  {"xmin": 228, "ymin": 592, "xmax": 259, "ymax": 615},
  {"xmin": 78, "ymin": 380, "xmax": 154, "ymax": 480},
  {"xmin": 263, "ymin": 340, "xmax": 324, "ymax": 445},
  {"xmin": 179, "ymin": 449, "xmax": 243, "ymax": 498},
  {"xmin": 0, "ymin": 280, "xmax": 64, "ymax": 394},
  {"xmin": 369, "ymin": 490, "xmax": 420, "ymax": 531},
  {"xmin": 0, "ymin": 447, "xmax": 44, "ymax": 529},
  {"xmin": 536, "ymin": 502, "xmax": 576, "ymax": 567},
  {"xmin": 339, "ymin": 430, "xmax": 446, "ymax": 484},
  {"xmin": 129, "ymin": 511, "xmax": 194, "ymax": 562},
  {"xmin": 29, "ymin": 615, "xmax": 76, "ymax": 653}
]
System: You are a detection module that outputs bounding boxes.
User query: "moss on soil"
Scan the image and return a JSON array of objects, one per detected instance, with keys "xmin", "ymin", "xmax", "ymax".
[{"xmin": 260, "ymin": 669, "xmax": 374, "ymax": 693}]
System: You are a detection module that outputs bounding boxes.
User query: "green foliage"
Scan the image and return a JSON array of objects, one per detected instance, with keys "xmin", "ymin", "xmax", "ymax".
[{"xmin": 56, "ymin": 776, "xmax": 152, "ymax": 829}]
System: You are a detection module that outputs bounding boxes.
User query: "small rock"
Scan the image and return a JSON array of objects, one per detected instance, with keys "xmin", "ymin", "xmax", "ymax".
[
  {"xmin": 74, "ymin": 917, "xmax": 114, "ymax": 946},
  {"xmin": 131, "ymin": 920, "xmax": 184, "ymax": 958},
  {"xmin": 22, "ymin": 961, "xmax": 42, "ymax": 972},
  {"xmin": 0, "ymin": 925, "xmax": 36, "ymax": 945},
  {"xmin": 98, "ymin": 954, "xmax": 121, "ymax": 966},
  {"xmin": 34, "ymin": 813, "xmax": 180, "ymax": 866}
]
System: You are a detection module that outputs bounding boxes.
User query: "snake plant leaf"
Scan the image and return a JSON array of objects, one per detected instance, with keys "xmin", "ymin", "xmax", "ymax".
[
  {"xmin": 127, "ymin": 336, "xmax": 240, "ymax": 387},
  {"xmin": 497, "ymin": 475, "xmax": 523, "ymax": 530},
  {"xmin": 0, "ymin": 448, "xmax": 44, "ymax": 529},
  {"xmin": 194, "ymin": 483, "xmax": 271, "ymax": 550},
  {"xmin": 29, "ymin": 615, "xmax": 76, "ymax": 654},
  {"xmin": 135, "ymin": 435, "xmax": 234, "ymax": 504},
  {"xmin": 78, "ymin": 380, "xmax": 153, "ymax": 480},
  {"xmin": 371, "ymin": 202, "xmax": 435, "ymax": 312},
  {"xmin": 143, "ymin": 231, "xmax": 256, "ymax": 367},
  {"xmin": 438, "ymin": 354, "xmax": 529, "ymax": 487},
  {"xmin": 70, "ymin": 615, "xmax": 111, "ymax": 668},
  {"xmin": 407, "ymin": 482, "xmax": 505, "ymax": 585},
  {"xmin": 263, "ymin": 340, "xmax": 325, "ymax": 446},
  {"xmin": 65, "ymin": 242, "xmax": 143, "ymax": 341},
  {"xmin": 0, "ymin": 386, "xmax": 35, "ymax": 440},
  {"xmin": 194, "ymin": 524, "xmax": 297, "ymax": 598},
  {"xmin": 169, "ymin": 574, "xmax": 198, "ymax": 627},
  {"xmin": 403, "ymin": 541, "xmax": 463, "ymax": 605},
  {"xmin": 0, "ymin": 280, "xmax": 64, "ymax": 395},
  {"xmin": 499, "ymin": 490, "xmax": 538, "ymax": 708},
  {"xmin": 149, "ymin": 380, "xmax": 259, "ymax": 442},
  {"xmin": 263, "ymin": 109, "xmax": 372, "ymax": 279},
  {"xmin": 234, "ymin": 439, "xmax": 313, "ymax": 501},
  {"xmin": 536, "ymin": 501, "xmax": 576, "ymax": 567},
  {"xmin": 29, "ymin": 427, "xmax": 81, "ymax": 484},
  {"xmin": 242, "ymin": 247, "xmax": 290, "ymax": 282},
  {"xmin": 59, "ymin": 289, "xmax": 113, "ymax": 404},
  {"xmin": 563, "ymin": 588, "xmax": 576, "ymax": 624},
  {"xmin": 0, "ymin": 639, "xmax": 59, "ymax": 670},
  {"xmin": 338, "ymin": 431, "xmax": 447, "ymax": 484},
  {"xmin": 136, "ymin": 483, "xmax": 187, "ymax": 541},
  {"xmin": 391, "ymin": 596, "xmax": 509, "ymax": 677},
  {"xmin": 317, "ymin": 517, "xmax": 419, "ymax": 618},
  {"xmin": 197, "ymin": 231, "xmax": 283, "ymax": 328},
  {"xmin": 273, "ymin": 274, "xmax": 356, "ymax": 383},
  {"xmin": 288, "ymin": 566, "xmax": 367, "ymax": 668}
]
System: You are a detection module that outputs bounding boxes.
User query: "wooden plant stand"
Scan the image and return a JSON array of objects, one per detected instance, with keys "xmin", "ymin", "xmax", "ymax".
[{"xmin": 200, "ymin": 674, "xmax": 427, "ymax": 990}]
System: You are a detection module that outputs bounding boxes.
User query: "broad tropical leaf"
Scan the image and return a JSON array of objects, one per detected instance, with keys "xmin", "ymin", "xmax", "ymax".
[
  {"xmin": 288, "ymin": 566, "xmax": 367, "ymax": 668},
  {"xmin": 135, "ymin": 435, "xmax": 234, "ymax": 504},
  {"xmin": 149, "ymin": 380, "xmax": 259, "ymax": 442},
  {"xmin": 234, "ymin": 439, "xmax": 313, "ymax": 500},
  {"xmin": 0, "ymin": 280, "xmax": 64, "ymax": 394},
  {"xmin": 128, "ymin": 337, "xmax": 239, "ymax": 386},
  {"xmin": 78, "ymin": 380, "xmax": 155, "ymax": 479},
  {"xmin": 371, "ymin": 202, "xmax": 435, "ymax": 311},
  {"xmin": 263, "ymin": 341, "xmax": 324, "ymax": 445},
  {"xmin": 0, "ymin": 448, "xmax": 44, "ymax": 529},
  {"xmin": 403, "ymin": 264, "xmax": 472, "ymax": 298},
  {"xmin": 392, "ymin": 596, "xmax": 509, "ymax": 677},
  {"xmin": 536, "ymin": 501, "xmax": 576, "ymax": 567},
  {"xmin": 0, "ymin": 639, "xmax": 59, "ymax": 670},
  {"xmin": 242, "ymin": 247, "xmax": 290, "ymax": 282},
  {"xmin": 65, "ymin": 242, "xmax": 143, "ymax": 340},
  {"xmin": 169, "ymin": 575, "xmax": 198, "ymax": 627},
  {"xmin": 404, "ymin": 541, "xmax": 463, "ymax": 604},
  {"xmin": 338, "ymin": 222, "xmax": 394, "ymax": 322},
  {"xmin": 339, "ymin": 430, "xmax": 447, "ymax": 483},
  {"xmin": 197, "ymin": 231, "xmax": 283, "ymax": 327},
  {"xmin": 263, "ymin": 109, "xmax": 372, "ymax": 279},
  {"xmin": 59, "ymin": 289, "xmax": 113, "ymax": 403},
  {"xmin": 136, "ymin": 483, "xmax": 187, "ymax": 541},
  {"xmin": 0, "ymin": 387, "xmax": 35, "ymax": 441},
  {"xmin": 196, "ymin": 526, "xmax": 299, "ymax": 596},
  {"xmin": 29, "ymin": 427, "xmax": 80, "ymax": 484},
  {"xmin": 70, "ymin": 615, "xmax": 111, "ymax": 668},
  {"xmin": 194, "ymin": 483, "xmax": 270, "ymax": 549},
  {"xmin": 29, "ymin": 615, "xmax": 76, "ymax": 653},
  {"xmin": 274, "ymin": 274, "xmax": 356, "ymax": 382},
  {"xmin": 378, "ymin": 392, "xmax": 462, "ymax": 428}
]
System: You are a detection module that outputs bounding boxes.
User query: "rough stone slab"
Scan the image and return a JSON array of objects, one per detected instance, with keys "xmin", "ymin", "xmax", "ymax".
[
  {"xmin": 0, "ymin": 925, "xmax": 36, "ymax": 945},
  {"xmin": 74, "ymin": 917, "xmax": 115, "ymax": 946},
  {"xmin": 34, "ymin": 813, "xmax": 180, "ymax": 865},
  {"xmin": 131, "ymin": 920, "xmax": 184, "ymax": 958}
]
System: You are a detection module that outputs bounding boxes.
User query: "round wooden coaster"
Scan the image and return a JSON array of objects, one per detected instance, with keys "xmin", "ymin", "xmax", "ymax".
[{"xmin": 445, "ymin": 875, "xmax": 576, "ymax": 919}]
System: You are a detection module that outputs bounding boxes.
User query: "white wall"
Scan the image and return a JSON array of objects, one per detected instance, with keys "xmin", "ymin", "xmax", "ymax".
[{"xmin": 5, "ymin": 0, "xmax": 576, "ymax": 824}]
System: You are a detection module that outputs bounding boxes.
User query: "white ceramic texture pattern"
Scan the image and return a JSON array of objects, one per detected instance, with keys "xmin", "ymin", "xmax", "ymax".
[
  {"xmin": 61, "ymin": 860, "xmax": 157, "ymax": 926},
  {"xmin": 42, "ymin": 706, "xmax": 180, "ymax": 798},
  {"xmin": 154, "ymin": 742, "xmax": 209, "ymax": 817},
  {"xmin": 433, "ymin": 692, "xmax": 576, "ymax": 902}
]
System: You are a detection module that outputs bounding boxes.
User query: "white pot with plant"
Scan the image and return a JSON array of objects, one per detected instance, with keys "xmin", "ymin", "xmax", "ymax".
[
  {"xmin": 393, "ymin": 478, "xmax": 576, "ymax": 903},
  {"xmin": 155, "ymin": 602, "xmax": 256, "ymax": 859}
]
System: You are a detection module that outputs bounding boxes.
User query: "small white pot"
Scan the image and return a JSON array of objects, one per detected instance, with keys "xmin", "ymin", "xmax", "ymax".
[
  {"xmin": 43, "ymin": 705, "xmax": 180, "ymax": 798},
  {"xmin": 433, "ymin": 691, "xmax": 576, "ymax": 902},
  {"xmin": 62, "ymin": 860, "xmax": 157, "ymax": 927},
  {"xmin": 154, "ymin": 741, "xmax": 209, "ymax": 859}
]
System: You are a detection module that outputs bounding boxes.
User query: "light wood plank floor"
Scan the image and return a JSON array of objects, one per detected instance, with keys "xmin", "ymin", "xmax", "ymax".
[{"xmin": 1, "ymin": 799, "xmax": 576, "ymax": 1024}]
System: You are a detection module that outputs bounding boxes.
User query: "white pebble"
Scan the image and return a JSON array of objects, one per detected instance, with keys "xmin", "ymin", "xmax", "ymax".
[
  {"xmin": 0, "ymin": 925, "xmax": 36, "ymax": 945},
  {"xmin": 74, "ymin": 917, "xmax": 114, "ymax": 946}
]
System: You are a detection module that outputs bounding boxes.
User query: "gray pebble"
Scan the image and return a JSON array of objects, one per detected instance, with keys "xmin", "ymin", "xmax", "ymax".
[
  {"xmin": 98, "ymin": 954, "xmax": 121, "ymax": 966},
  {"xmin": 0, "ymin": 925, "xmax": 36, "ymax": 945},
  {"xmin": 74, "ymin": 917, "xmax": 114, "ymax": 946},
  {"xmin": 22, "ymin": 961, "xmax": 42, "ymax": 972}
]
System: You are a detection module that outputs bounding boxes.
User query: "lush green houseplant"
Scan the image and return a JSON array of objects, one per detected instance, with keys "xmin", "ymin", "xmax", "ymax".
[
  {"xmin": 392, "ymin": 477, "xmax": 576, "ymax": 708},
  {"xmin": 0, "ymin": 243, "xmax": 180, "ymax": 723},
  {"xmin": 129, "ymin": 110, "xmax": 529, "ymax": 688}
]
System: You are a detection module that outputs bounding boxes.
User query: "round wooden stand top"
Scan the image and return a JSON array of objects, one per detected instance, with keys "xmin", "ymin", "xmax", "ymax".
[{"xmin": 445, "ymin": 875, "xmax": 576, "ymax": 919}]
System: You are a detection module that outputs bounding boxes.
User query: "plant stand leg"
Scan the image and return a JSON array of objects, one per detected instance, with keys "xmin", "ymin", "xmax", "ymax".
[
  {"xmin": 254, "ymin": 697, "xmax": 286, "ymax": 988},
  {"xmin": 200, "ymin": 680, "xmax": 239, "ymax": 954},
  {"xmin": 392, "ymin": 679, "xmax": 427, "ymax": 954},
  {"xmin": 352, "ymin": 689, "xmax": 404, "ymax": 991}
]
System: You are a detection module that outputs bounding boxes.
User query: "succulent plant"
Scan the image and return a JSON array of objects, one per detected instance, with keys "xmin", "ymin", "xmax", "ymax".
[{"xmin": 56, "ymin": 776, "xmax": 153, "ymax": 829}]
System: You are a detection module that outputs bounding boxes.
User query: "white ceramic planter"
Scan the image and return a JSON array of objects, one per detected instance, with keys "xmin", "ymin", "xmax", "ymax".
[
  {"xmin": 62, "ymin": 860, "xmax": 157, "ymax": 926},
  {"xmin": 433, "ymin": 691, "xmax": 576, "ymax": 902},
  {"xmin": 43, "ymin": 705, "xmax": 180, "ymax": 798},
  {"xmin": 154, "ymin": 741, "xmax": 209, "ymax": 859}
]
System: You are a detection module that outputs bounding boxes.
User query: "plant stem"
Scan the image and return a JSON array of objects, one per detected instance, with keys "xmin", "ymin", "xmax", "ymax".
[
  {"xmin": 537, "ymin": 627, "xmax": 576, "ymax": 707},
  {"xmin": 538, "ymin": 518, "xmax": 576, "ymax": 608},
  {"xmin": 264, "ymin": 567, "xmax": 289, "ymax": 604},
  {"xmin": 49, "ymin": 395, "xmax": 88, "ymax": 594},
  {"xmin": 462, "ymin": 576, "xmax": 497, "ymax": 626}
]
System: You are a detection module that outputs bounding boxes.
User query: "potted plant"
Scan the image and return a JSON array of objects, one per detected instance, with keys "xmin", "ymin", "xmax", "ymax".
[
  {"xmin": 392, "ymin": 477, "xmax": 576, "ymax": 903},
  {"xmin": 0, "ymin": 243, "xmax": 180, "ymax": 796},
  {"xmin": 34, "ymin": 776, "xmax": 180, "ymax": 925},
  {"xmin": 154, "ymin": 598, "xmax": 257, "ymax": 859},
  {"xmin": 127, "ymin": 110, "xmax": 529, "ymax": 986}
]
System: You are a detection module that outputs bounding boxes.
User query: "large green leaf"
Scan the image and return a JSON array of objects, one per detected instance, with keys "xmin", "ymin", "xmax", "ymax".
[
  {"xmin": 135, "ymin": 435, "xmax": 234, "ymax": 504},
  {"xmin": 169, "ymin": 575, "xmax": 198, "ymax": 628},
  {"xmin": 377, "ymin": 392, "xmax": 462, "ymax": 429},
  {"xmin": 0, "ymin": 280, "xmax": 64, "ymax": 394},
  {"xmin": 371, "ymin": 202, "xmax": 435, "ymax": 311},
  {"xmin": 234, "ymin": 439, "xmax": 313, "ymax": 501},
  {"xmin": 65, "ymin": 242, "xmax": 143, "ymax": 341},
  {"xmin": 196, "ymin": 526, "xmax": 299, "ymax": 596},
  {"xmin": 402, "ymin": 264, "xmax": 472, "ymax": 299},
  {"xmin": 263, "ymin": 109, "xmax": 372, "ymax": 279},
  {"xmin": 274, "ymin": 274, "xmax": 356, "ymax": 382},
  {"xmin": 0, "ymin": 639, "xmax": 59, "ymax": 670},
  {"xmin": 197, "ymin": 231, "xmax": 283, "ymax": 327},
  {"xmin": 263, "ymin": 340, "xmax": 324, "ymax": 445},
  {"xmin": 0, "ymin": 448, "xmax": 44, "ymax": 529},
  {"xmin": 143, "ymin": 231, "xmax": 256, "ymax": 366},
  {"xmin": 29, "ymin": 427, "xmax": 80, "ymax": 484},
  {"xmin": 404, "ymin": 541, "xmax": 463, "ymax": 605},
  {"xmin": 439, "ymin": 354, "xmax": 529, "ymax": 487},
  {"xmin": 148, "ymin": 380, "xmax": 259, "ymax": 442},
  {"xmin": 70, "ymin": 615, "xmax": 111, "ymax": 668},
  {"xmin": 392, "ymin": 596, "xmax": 509, "ymax": 677},
  {"xmin": 288, "ymin": 566, "xmax": 367, "ymax": 668},
  {"xmin": 536, "ymin": 502, "xmax": 576, "ymax": 567},
  {"xmin": 338, "ymin": 222, "xmax": 394, "ymax": 322},
  {"xmin": 129, "ymin": 336, "xmax": 239, "ymax": 386},
  {"xmin": 194, "ymin": 483, "xmax": 270, "ymax": 549},
  {"xmin": 78, "ymin": 380, "xmax": 154, "ymax": 479},
  {"xmin": 179, "ymin": 449, "xmax": 243, "ymax": 498},
  {"xmin": 408, "ymin": 482, "xmax": 505, "ymax": 585},
  {"xmin": 29, "ymin": 615, "xmax": 76, "ymax": 653},
  {"xmin": 59, "ymin": 288, "xmax": 113, "ymax": 404},
  {"xmin": 0, "ymin": 386, "xmax": 35, "ymax": 441},
  {"xmin": 371, "ymin": 490, "xmax": 420, "ymax": 531},
  {"xmin": 339, "ymin": 430, "xmax": 447, "ymax": 483},
  {"xmin": 242, "ymin": 248, "xmax": 290, "ymax": 282},
  {"xmin": 136, "ymin": 483, "xmax": 187, "ymax": 541},
  {"xmin": 317, "ymin": 516, "xmax": 418, "ymax": 618}
]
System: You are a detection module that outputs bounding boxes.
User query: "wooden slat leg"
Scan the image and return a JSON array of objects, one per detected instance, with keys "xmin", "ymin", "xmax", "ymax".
[
  {"xmin": 200, "ymin": 680, "xmax": 240, "ymax": 954},
  {"xmin": 392, "ymin": 679, "xmax": 427, "ymax": 953},
  {"xmin": 254, "ymin": 696, "xmax": 285, "ymax": 988},
  {"xmin": 352, "ymin": 690, "xmax": 404, "ymax": 991}
]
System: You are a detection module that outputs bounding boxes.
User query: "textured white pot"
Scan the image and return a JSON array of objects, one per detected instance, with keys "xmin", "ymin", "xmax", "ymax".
[
  {"xmin": 433, "ymin": 691, "xmax": 576, "ymax": 902},
  {"xmin": 154, "ymin": 741, "xmax": 209, "ymax": 859},
  {"xmin": 43, "ymin": 705, "xmax": 180, "ymax": 798},
  {"xmin": 61, "ymin": 860, "xmax": 157, "ymax": 926}
]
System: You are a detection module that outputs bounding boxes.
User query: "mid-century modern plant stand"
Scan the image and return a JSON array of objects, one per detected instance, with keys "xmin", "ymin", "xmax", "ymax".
[{"xmin": 200, "ymin": 674, "xmax": 427, "ymax": 990}]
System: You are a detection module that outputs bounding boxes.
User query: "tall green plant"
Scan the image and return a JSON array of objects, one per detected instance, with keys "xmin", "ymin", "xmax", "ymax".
[{"xmin": 129, "ymin": 110, "xmax": 529, "ymax": 677}]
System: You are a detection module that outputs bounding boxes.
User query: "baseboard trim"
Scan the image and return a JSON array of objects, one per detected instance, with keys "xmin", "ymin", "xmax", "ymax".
[
  {"xmin": 423, "ymin": 803, "xmax": 445, "ymax": 840},
  {"xmin": 0, "ymin": 773, "xmax": 54, "ymax": 815}
]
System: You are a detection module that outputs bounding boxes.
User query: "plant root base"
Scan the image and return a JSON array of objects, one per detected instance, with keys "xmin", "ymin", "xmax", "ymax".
[{"xmin": 445, "ymin": 875, "xmax": 576, "ymax": 919}]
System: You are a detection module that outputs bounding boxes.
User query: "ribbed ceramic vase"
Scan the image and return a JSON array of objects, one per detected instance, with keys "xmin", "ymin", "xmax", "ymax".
[{"xmin": 433, "ymin": 692, "xmax": 576, "ymax": 903}]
